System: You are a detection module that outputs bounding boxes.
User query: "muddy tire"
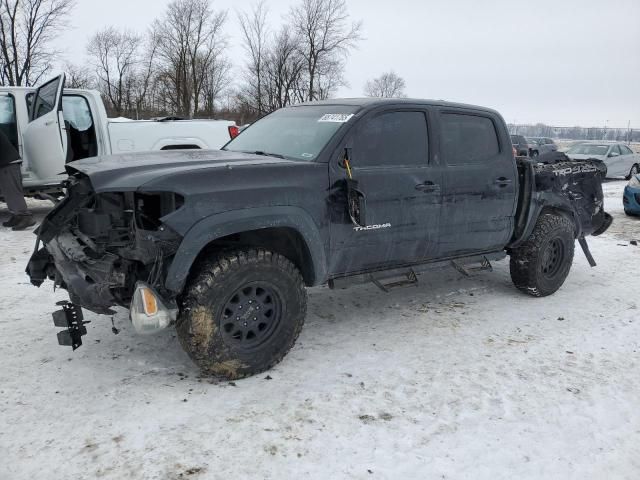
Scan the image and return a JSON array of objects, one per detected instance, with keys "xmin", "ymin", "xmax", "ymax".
[
  {"xmin": 509, "ymin": 214, "xmax": 575, "ymax": 297},
  {"xmin": 177, "ymin": 249, "xmax": 307, "ymax": 379}
]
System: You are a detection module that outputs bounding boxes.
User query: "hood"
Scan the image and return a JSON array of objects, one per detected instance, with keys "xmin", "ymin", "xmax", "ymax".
[
  {"xmin": 567, "ymin": 153, "xmax": 607, "ymax": 161},
  {"xmin": 67, "ymin": 149, "xmax": 295, "ymax": 192}
]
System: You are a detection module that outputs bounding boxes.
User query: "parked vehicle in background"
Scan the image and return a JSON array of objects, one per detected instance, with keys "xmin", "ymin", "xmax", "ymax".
[
  {"xmin": 566, "ymin": 142, "xmax": 640, "ymax": 179},
  {"xmin": 0, "ymin": 74, "xmax": 238, "ymax": 196},
  {"xmin": 623, "ymin": 174, "xmax": 640, "ymax": 216},
  {"xmin": 28, "ymin": 98, "xmax": 611, "ymax": 380},
  {"xmin": 528, "ymin": 137, "xmax": 558, "ymax": 157},
  {"xmin": 510, "ymin": 134, "xmax": 529, "ymax": 156}
]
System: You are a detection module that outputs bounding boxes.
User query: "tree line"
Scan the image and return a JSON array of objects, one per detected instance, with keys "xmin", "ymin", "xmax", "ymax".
[
  {"xmin": 3, "ymin": 0, "xmax": 404, "ymax": 124},
  {"xmin": 509, "ymin": 123, "xmax": 639, "ymax": 143}
]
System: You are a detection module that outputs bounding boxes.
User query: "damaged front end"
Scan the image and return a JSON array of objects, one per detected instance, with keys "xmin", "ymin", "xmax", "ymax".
[{"xmin": 26, "ymin": 173, "xmax": 184, "ymax": 342}]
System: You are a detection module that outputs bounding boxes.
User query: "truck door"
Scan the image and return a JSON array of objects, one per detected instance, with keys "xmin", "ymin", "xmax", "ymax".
[
  {"xmin": 328, "ymin": 108, "xmax": 442, "ymax": 276},
  {"xmin": 22, "ymin": 74, "xmax": 67, "ymax": 183},
  {"xmin": 437, "ymin": 109, "xmax": 518, "ymax": 256}
]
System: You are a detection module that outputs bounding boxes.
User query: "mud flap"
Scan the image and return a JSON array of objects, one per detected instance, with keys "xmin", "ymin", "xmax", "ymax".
[
  {"xmin": 578, "ymin": 237, "xmax": 597, "ymax": 268},
  {"xmin": 52, "ymin": 301, "xmax": 89, "ymax": 350}
]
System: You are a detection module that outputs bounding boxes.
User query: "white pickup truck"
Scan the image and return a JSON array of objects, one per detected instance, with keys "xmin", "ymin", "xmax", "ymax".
[{"xmin": 0, "ymin": 74, "xmax": 238, "ymax": 195}]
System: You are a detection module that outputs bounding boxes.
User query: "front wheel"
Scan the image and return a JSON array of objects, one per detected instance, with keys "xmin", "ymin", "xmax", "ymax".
[
  {"xmin": 177, "ymin": 249, "xmax": 307, "ymax": 379},
  {"xmin": 510, "ymin": 214, "xmax": 575, "ymax": 297},
  {"xmin": 627, "ymin": 164, "xmax": 639, "ymax": 180},
  {"xmin": 530, "ymin": 150, "xmax": 539, "ymax": 158}
]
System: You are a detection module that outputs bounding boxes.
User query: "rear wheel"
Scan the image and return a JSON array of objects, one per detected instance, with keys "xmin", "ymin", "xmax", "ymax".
[
  {"xmin": 531, "ymin": 150, "xmax": 539, "ymax": 158},
  {"xmin": 177, "ymin": 249, "xmax": 307, "ymax": 379},
  {"xmin": 510, "ymin": 214, "xmax": 575, "ymax": 297}
]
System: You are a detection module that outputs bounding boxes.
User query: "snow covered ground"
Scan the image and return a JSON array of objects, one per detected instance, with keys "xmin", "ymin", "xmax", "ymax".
[{"xmin": 1, "ymin": 182, "xmax": 639, "ymax": 480}]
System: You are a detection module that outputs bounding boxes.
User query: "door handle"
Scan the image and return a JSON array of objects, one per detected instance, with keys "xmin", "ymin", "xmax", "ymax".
[
  {"xmin": 416, "ymin": 181, "xmax": 440, "ymax": 193},
  {"xmin": 45, "ymin": 121, "xmax": 55, "ymax": 126},
  {"xmin": 494, "ymin": 177, "xmax": 513, "ymax": 187}
]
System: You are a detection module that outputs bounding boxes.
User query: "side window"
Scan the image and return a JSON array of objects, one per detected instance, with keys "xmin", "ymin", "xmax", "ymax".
[
  {"xmin": 441, "ymin": 113, "xmax": 500, "ymax": 165},
  {"xmin": 611, "ymin": 145, "xmax": 622, "ymax": 156},
  {"xmin": 26, "ymin": 92, "xmax": 34, "ymax": 115},
  {"xmin": 355, "ymin": 111, "xmax": 428, "ymax": 168},
  {"xmin": 620, "ymin": 145, "xmax": 633, "ymax": 155},
  {"xmin": 62, "ymin": 95, "xmax": 94, "ymax": 131},
  {"xmin": 0, "ymin": 95, "xmax": 19, "ymax": 151},
  {"xmin": 32, "ymin": 77, "xmax": 61, "ymax": 120}
]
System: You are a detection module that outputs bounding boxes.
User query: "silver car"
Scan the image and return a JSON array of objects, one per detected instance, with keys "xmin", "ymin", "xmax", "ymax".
[{"xmin": 566, "ymin": 142, "xmax": 640, "ymax": 179}]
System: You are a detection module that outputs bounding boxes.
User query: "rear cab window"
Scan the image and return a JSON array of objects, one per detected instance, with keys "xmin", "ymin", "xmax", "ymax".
[
  {"xmin": 355, "ymin": 111, "xmax": 429, "ymax": 168},
  {"xmin": 440, "ymin": 112, "xmax": 500, "ymax": 165}
]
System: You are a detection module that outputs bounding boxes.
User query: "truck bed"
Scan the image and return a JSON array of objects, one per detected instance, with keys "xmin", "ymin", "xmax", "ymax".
[{"xmin": 107, "ymin": 119, "xmax": 235, "ymax": 154}]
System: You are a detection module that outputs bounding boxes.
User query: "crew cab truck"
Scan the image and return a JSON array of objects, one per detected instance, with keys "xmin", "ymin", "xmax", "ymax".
[
  {"xmin": 0, "ymin": 74, "xmax": 237, "ymax": 196},
  {"xmin": 27, "ymin": 98, "xmax": 612, "ymax": 380}
]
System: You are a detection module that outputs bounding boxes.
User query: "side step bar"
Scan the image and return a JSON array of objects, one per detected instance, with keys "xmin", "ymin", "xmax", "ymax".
[{"xmin": 329, "ymin": 252, "xmax": 506, "ymax": 291}]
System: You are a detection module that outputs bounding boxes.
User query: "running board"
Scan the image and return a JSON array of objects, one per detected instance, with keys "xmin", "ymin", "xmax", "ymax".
[
  {"xmin": 370, "ymin": 269, "xmax": 418, "ymax": 292},
  {"xmin": 329, "ymin": 252, "xmax": 506, "ymax": 291},
  {"xmin": 451, "ymin": 256, "xmax": 494, "ymax": 277}
]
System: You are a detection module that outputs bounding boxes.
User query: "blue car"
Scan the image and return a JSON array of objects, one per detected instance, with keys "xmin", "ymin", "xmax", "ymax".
[{"xmin": 623, "ymin": 174, "xmax": 640, "ymax": 216}]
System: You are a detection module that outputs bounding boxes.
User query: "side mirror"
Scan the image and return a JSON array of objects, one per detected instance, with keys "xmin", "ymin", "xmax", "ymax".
[
  {"xmin": 346, "ymin": 178, "xmax": 367, "ymax": 228},
  {"xmin": 609, "ymin": 152, "xmax": 620, "ymax": 158}
]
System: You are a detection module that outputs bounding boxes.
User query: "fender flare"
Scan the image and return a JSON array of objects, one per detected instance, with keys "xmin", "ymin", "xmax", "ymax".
[
  {"xmin": 164, "ymin": 206, "xmax": 328, "ymax": 294},
  {"xmin": 510, "ymin": 193, "xmax": 582, "ymax": 249}
]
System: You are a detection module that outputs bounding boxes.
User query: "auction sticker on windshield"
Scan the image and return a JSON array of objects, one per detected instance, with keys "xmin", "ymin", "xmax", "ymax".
[{"xmin": 318, "ymin": 113, "xmax": 354, "ymax": 123}]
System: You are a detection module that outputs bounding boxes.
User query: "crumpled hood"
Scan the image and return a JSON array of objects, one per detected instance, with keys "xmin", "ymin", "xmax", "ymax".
[{"xmin": 67, "ymin": 149, "xmax": 294, "ymax": 192}]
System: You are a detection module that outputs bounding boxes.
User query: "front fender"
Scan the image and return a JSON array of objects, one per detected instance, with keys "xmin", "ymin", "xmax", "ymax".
[{"xmin": 163, "ymin": 206, "xmax": 328, "ymax": 294}]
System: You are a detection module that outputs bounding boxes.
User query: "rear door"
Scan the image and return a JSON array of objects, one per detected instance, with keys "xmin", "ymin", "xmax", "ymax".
[
  {"xmin": 437, "ymin": 109, "xmax": 518, "ymax": 256},
  {"xmin": 22, "ymin": 74, "xmax": 67, "ymax": 182},
  {"xmin": 328, "ymin": 107, "xmax": 442, "ymax": 275}
]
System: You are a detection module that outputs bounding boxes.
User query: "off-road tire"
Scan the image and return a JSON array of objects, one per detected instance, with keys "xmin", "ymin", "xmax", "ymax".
[
  {"xmin": 509, "ymin": 214, "xmax": 575, "ymax": 297},
  {"xmin": 177, "ymin": 249, "xmax": 307, "ymax": 380}
]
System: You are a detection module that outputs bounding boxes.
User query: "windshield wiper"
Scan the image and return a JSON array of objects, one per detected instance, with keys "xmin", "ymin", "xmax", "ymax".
[{"xmin": 247, "ymin": 150, "xmax": 286, "ymax": 159}]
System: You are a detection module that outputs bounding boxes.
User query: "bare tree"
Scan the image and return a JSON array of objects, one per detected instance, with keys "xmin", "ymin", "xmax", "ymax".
[
  {"xmin": 364, "ymin": 71, "xmax": 407, "ymax": 98},
  {"xmin": 152, "ymin": 0, "xmax": 228, "ymax": 118},
  {"xmin": 128, "ymin": 31, "xmax": 159, "ymax": 119},
  {"xmin": 200, "ymin": 53, "xmax": 231, "ymax": 117},
  {"xmin": 64, "ymin": 62, "xmax": 94, "ymax": 89},
  {"xmin": 289, "ymin": 0, "xmax": 361, "ymax": 101},
  {"xmin": 0, "ymin": 0, "xmax": 75, "ymax": 86},
  {"xmin": 87, "ymin": 27, "xmax": 142, "ymax": 116},
  {"xmin": 263, "ymin": 27, "xmax": 305, "ymax": 110},
  {"xmin": 237, "ymin": 1, "xmax": 269, "ymax": 115}
]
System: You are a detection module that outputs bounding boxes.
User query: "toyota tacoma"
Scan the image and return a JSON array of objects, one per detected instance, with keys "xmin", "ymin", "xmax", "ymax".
[{"xmin": 27, "ymin": 99, "xmax": 612, "ymax": 379}]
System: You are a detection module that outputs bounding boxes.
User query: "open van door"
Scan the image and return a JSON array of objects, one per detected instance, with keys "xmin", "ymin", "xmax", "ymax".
[{"xmin": 22, "ymin": 74, "xmax": 67, "ymax": 183}]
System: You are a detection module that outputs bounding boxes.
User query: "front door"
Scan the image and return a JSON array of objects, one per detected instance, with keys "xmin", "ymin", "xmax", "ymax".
[
  {"xmin": 328, "ymin": 108, "xmax": 442, "ymax": 276},
  {"xmin": 22, "ymin": 74, "xmax": 67, "ymax": 183},
  {"xmin": 437, "ymin": 109, "xmax": 518, "ymax": 256}
]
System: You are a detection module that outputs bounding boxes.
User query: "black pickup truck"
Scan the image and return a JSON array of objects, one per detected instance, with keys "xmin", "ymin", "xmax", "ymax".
[{"xmin": 27, "ymin": 99, "xmax": 612, "ymax": 379}]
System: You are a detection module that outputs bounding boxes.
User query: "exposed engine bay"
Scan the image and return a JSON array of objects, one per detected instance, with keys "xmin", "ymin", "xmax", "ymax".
[{"xmin": 27, "ymin": 174, "xmax": 183, "ymax": 314}]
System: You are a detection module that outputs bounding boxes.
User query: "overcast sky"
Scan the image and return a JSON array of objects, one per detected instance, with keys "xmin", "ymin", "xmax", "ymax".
[{"xmin": 53, "ymin": 0, "xmax": 640, "ymax": 127}]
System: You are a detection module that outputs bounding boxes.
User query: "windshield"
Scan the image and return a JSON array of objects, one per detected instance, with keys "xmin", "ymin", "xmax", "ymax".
[
  {"xmin": 224, "ymin": 105, "xmax": 358, "ymax": 161},
  {"xmin": 567, "ymin": 144, "xmax": 610, "ymax": 156}
]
